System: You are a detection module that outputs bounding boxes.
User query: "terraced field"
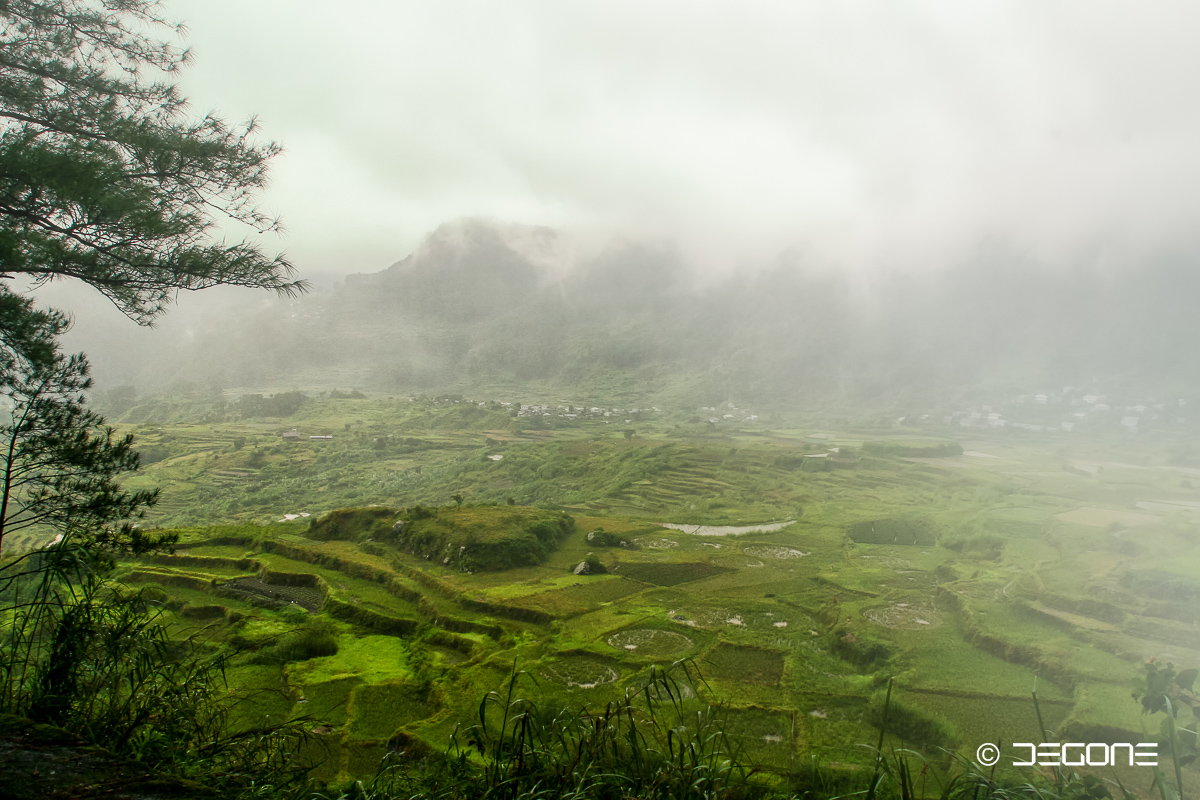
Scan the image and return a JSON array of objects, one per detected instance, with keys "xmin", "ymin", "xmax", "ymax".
[
  {"xmin": 111, "ymin": 502, "xmax": 1196, "ymax": 792},
  {"xmin": 63, "ymin": 400, "xmax": 1200, "ymax": 790}
]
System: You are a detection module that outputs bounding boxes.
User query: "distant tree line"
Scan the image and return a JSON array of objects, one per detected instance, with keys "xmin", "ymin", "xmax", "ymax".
[{"xmin": 236, "ymin": 391, "xmax": 308, "ymax": 418}]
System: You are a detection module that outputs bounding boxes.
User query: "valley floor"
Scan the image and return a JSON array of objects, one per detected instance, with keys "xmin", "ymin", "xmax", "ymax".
[{"xmin": 15, "ymin": 397, "xmax": 1197, "ymax": 791}]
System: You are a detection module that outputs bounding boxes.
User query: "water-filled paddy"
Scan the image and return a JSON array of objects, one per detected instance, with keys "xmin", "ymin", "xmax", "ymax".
[
  {"xmin": 659, "ymin": 521, "xmax": 795, "ymax": 536},
  {"xmin": 541, "ymin": 658, "xmax": 620, "ymax": 688}
]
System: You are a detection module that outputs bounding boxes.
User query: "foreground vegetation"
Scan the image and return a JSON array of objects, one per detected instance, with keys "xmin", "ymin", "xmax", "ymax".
[
  {"xmin": 5, "ymin": 396, "xmax": 1198, "ymax": 797},
  {"xmin": 3, "ymin": 536, "xmax": 1197, "ymax": 800}
]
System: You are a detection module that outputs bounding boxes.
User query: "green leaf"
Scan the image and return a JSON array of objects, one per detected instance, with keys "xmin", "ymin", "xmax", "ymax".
[{"xmin": 1177, "ymin": 669, "xmax": 1198, "ymax": 691}]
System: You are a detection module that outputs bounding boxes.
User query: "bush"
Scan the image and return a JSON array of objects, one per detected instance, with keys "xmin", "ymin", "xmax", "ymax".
[
  {"xmin": 358, "ymin": 541, "xmax": 387, "ymax": 557},
  {"xmin": 272, "ymin": 618, "xmax": 339, "ymax": 662},
  {"xmin": 575, "ymin": 553, "xmax": 607, "ymax": 575},
  {"xmin": 942, "ymin": 534, "xmax": 1005, "ymax": 560},
  {"xmin": 830, "ymin": 628, "xmax": 893, "ymax": 667},
  {"xmin": 0, "ymin": 542, "xmax": 307, "ymax": 791},
  {"xmin": 236, "ymin": 391, "xmax": 308, "ymax": 418},
  {"xmin": 407, "ymin": 504, "xmax": 434, "ymax": 520},
  {"xmin": 279, "ymin": 605, "xmax": 309, "ymax": 625},
  {"xmin": 586, "ymin": 528, "xmax": 628, "ymax": 548},
  {"xmin": 394, "ymin": 508, "xmax": 575, "ymax": 571}
]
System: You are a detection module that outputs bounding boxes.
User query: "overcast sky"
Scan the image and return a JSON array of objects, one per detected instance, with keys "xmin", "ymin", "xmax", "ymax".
[{"xmin": 161, "ymin": 0, "xmax": 1200, "ymax": 279}]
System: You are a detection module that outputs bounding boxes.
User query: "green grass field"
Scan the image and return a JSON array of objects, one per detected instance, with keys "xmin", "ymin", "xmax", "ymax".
[{"xmin": 38, "ymin": 398, "xmax": 1198, "ymax": 786}]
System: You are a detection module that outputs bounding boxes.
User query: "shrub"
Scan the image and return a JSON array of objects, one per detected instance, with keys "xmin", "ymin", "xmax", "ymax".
[
  {"xmin": 271, "ymin": 618, "xmax": 339, "ymax": 663},
  {"xmin": 586, "ymin": 528, "xmax": 628, "ymax": 547},
  {"xmin": 572, "ymin": 553, "xmax": 607, "ymax": 575},
  {"xmin": 388, "ymin": 663, "xmax": 753, "ymax": 800},
  {"xmin": 0, "ymin": 541, "xmax": 307, "ymax": 792},
  {"xmin": 358, "ymin": 541, "xmax": 387, "ymax": 557},
  {"xmin": 408, "ymin": 504, "xmax": 434, "ymax": 520},
  {"xmin": 830, "ymin": 628, "xmax": 894, "ymax": 667},
  {"xmin": 942, "ymin": 534, "xmax": 1005, "ymax": 560},
  {"xmin": 394, "ymin": 508, "xmax": 574, "ymax": 571},
  {"xmin": 279, "ymin": 605, "xmax": 309, "ymax": 625}
]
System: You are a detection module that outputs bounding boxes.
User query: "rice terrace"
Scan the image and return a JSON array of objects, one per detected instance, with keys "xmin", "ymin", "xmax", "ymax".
[
  {"xmin": 23, "ymin": 393, "xmax": 1197, "ymax": 792},
  {"xmin": 8, "ymin": 2, "xmax": 1200, "ymax": 797}
]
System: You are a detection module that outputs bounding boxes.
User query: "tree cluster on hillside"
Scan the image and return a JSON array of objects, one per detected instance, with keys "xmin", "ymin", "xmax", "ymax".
[{"xmin": 236, "ymin": 390, "xmax": 307, "ymax": 419}]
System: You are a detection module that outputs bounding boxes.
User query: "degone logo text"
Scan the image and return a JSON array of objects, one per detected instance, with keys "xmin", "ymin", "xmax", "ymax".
[{"xmin": 975, "ymin": 742, "xmax": 1157, "ymax": 767}]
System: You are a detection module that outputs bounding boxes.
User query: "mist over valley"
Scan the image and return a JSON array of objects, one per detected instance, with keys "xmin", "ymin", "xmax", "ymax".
[
  {"xmin": 6, "ymin": 2, "xmax": 1200, "ymax": 797},
  {"xmin": 66, "ymin": 216, "xmax": 1200, "ymax": 420}
]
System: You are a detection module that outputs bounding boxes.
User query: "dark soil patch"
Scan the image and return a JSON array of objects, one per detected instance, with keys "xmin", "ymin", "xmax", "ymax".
[{"xmin": 220, "ymin": 576, "xmax": 325, "ymax": 610}]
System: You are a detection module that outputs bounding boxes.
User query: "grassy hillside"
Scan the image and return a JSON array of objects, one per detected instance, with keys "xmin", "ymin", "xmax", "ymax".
[{"xmin": 77, "ymin": 404, "xmax": 1200, "ymax": 792}]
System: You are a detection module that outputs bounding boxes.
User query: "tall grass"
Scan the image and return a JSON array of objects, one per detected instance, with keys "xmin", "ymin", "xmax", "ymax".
[
  {"xmin": 0, "ymin": 534, "xmax": 310, "ymax": 797},
  {"xmin": 331, "ymin": 661, "xmax": 756, "ymax": 800},
  {"xmin": 2, "ymin": 532, "xmax": 1189, "ymax": 800},
  {"xmin": 827, "ymin": 679, "xmax": 1148, "ymax": 800}
]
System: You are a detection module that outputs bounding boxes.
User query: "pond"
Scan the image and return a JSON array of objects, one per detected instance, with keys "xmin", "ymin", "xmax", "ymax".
[{"xmin": 658, "ymin": 520, "xmax": 795, "ymax": 537}]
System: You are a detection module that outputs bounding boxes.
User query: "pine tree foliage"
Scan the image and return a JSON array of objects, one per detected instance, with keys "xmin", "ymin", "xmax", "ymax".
[
  {"xmin": 0, "ymin": 0, "xmax": 306, "ymax": 321},
  {"xmin": 0, "ymin": 286, "xmax": 157, "ymax": 557}
]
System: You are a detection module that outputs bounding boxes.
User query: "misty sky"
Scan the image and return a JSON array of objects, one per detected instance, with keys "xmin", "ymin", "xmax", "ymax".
[{"xmin": 160, "ymin": 1, "xmax": 1200, "ymax": 278}]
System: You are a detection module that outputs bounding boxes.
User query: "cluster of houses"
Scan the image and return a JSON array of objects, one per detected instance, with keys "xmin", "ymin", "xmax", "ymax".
[
  {"xmin": 909, "ymin": 388, "xmax": 1191, "ymax": 435},
  {"xmin": 697, "ymin": 402, "xmax": 759, "ymax": 424},
  {"xmin": 514, "ymin": 403, "xmax": 658, "ymax": 423},
  {"xmin": 414, "ymin": 395, "xmax": 661, "ymax": 424}
]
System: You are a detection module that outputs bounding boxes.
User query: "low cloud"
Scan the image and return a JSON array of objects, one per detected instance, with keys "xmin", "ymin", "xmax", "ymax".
[{"xmin": 157, "ymin": 1, "xmax": 1200, "ymax": 275}]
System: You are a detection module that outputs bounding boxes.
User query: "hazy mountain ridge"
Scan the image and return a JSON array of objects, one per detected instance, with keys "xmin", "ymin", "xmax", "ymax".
[{"xmin": 71, "ymin": 219, "xmax": 1200, "ymax": 408}]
